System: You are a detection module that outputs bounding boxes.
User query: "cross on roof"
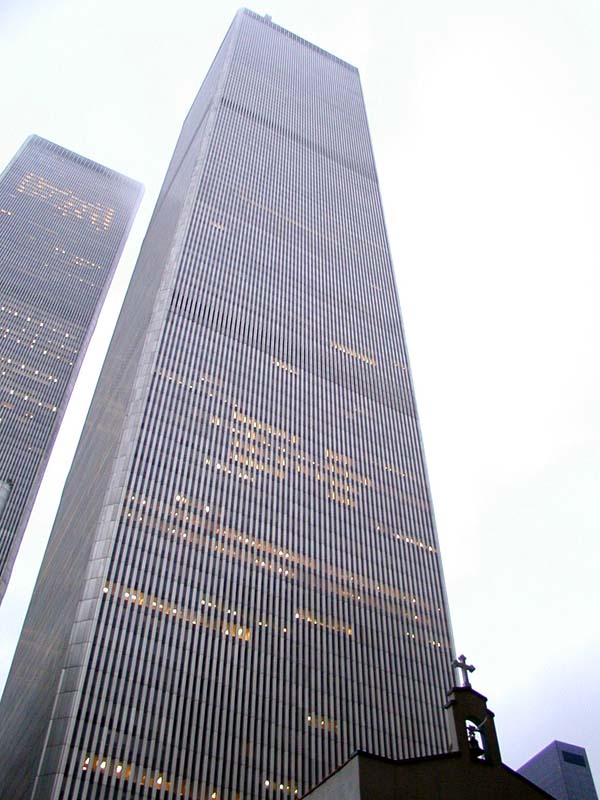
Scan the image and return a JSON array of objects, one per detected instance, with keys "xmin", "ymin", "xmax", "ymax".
[{"xmin": 452, "ymin": 654, "xmax": 475, "ymax": 688}]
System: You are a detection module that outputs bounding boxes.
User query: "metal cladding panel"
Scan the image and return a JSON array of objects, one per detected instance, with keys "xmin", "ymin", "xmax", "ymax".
[
  {"xmin": 2, "ymin": 10, "xmax": 454, "ymax": 800},
  {"xmin": 0, "ymin": 135, "xmax": 142, "ymax": 601}
]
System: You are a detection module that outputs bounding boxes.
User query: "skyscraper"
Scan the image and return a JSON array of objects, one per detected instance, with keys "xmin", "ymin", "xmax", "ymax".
[
  {"xmin": 0, "ymin": 11, "xmax": 454, "ymax": 799},
  {"xmin": 519, "ymin": 742, "xmax": 599, "ymax": 800},
  {"xmin": 0, "ymin": 135, "xmax": 142, "ymax": 602}
]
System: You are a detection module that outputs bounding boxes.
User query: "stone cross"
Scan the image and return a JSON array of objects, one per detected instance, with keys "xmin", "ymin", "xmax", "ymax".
[{"xmin": 452, "ymin": 654, "xmax": 475, "ymax": 688}]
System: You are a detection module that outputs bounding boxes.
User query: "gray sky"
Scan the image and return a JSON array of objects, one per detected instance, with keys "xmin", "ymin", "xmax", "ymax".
[{"xmin": 1, "ymin": 0, "xmax": 599, "ymax": 783}]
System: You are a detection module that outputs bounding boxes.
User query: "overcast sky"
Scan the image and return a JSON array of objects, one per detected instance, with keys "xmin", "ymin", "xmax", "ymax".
[{"xmin": 1, "ymin": 0, "xmax": 599, "ymax": 783}]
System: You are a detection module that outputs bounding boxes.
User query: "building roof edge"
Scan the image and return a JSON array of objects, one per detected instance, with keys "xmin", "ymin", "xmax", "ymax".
[
  {"xmin": 239, "ymin": 8, "xmax": 359, "ymax": 72},
  {"xmin": 25, "ymin": 135, "xmax": 144, "ymax": 191}
]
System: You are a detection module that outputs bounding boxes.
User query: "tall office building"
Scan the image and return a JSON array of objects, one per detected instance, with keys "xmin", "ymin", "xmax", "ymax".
[
  {"xmin": 519, "ymin": 742, "xmax": 599, "ymax": 800},
  {"xmin": 0, "ymin": 11, "xmax": 454, "ymax": 799},
  {"xmin": 0, "ymin": 135, "xmax": 142, "ymax": 601}
]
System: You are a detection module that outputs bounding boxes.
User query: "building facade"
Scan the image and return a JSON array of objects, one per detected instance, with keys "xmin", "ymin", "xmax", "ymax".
[
  {"xmin": 0, "ymin": 12, "xmax": 454, "ymax": 799},
  {"xmin": 518, "ymin": 742, "xmax": 599, "ymax": 800},
  {"xmin": 0, "ymin": 135, "xmax": 142, "ymax": 601}
]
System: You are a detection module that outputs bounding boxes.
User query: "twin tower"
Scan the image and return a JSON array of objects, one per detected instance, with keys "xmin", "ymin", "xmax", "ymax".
[{"xmin": 0, "ymin": 10, "xmax": 455, "ymax": 799}]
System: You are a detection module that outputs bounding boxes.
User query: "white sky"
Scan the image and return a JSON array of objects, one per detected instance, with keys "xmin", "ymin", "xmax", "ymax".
[{"xmin": 0, "ymin": 0, "xmax": 599, "ymax": 784}]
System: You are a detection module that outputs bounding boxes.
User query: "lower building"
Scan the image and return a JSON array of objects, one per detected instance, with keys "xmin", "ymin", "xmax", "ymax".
[
  {"xmin": 303, "ymin": 684, "xmax": 555, "ymax": 800},
  {"xmin": 518, "ymin": 741, "xmax": 598, "ymax": 800}
]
